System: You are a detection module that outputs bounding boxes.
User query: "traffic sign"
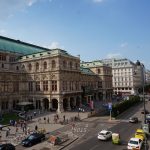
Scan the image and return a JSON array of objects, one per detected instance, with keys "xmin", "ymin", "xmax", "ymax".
[{"xmin": 108, "ymin": 103, "xmax": 112, "ymax": 110}]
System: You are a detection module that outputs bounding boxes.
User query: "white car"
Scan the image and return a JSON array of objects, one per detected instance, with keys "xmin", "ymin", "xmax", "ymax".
[
  {"xmin": 127, "ymin": 137, "xmax": 143, "ymax": 150},
  {"xmin": 97, "ymin": 130, "xmax": 112, "ymax": 140}
]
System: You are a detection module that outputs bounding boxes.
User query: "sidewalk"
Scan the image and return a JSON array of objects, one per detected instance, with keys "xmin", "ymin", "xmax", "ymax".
[{"xmin": 0, "ymin": 111, "xmax": 88, "ymax": 146}]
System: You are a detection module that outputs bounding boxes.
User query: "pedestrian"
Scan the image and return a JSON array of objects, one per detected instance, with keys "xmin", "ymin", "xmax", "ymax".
[
  {"xmin": 34, "ymin": 111, "xmax": 37, "ymax": 116},
  {"xmin": 15, "ymin": 121, "xmax": 17, "ymax": 127},
  {"xmin": 44, "ymin": 117, "xmax": 46, "ymax": 124},
  {"xmin": 35, "ymin": 125, "xmax": 38, "ymax": 131},
  {"xmin": 56, "ymin": 114, "xmax": 59, "ymax": 120},
  {"xmin": 22, "ymin": 123, "xmax": 25, "ymax": 132},
  {"xmin": 47, "ymin": 117, "xmax": 49, "ymax": 124},
  {"xmin": 15, "ymin": 127, "xmax": 18, "ymax": 136},
  {"xmin": 0, "ymin": 132, "xmax": 2, "ymax": 141},
  {"xmin": 63, "ymin": 115, "xmax": 66, "ymax": 121},
  {"xmin": 0, "ymin": 124, "xmax": 2, "ymax": 130},
  {"xmin": 6, "ymin": 130, "xmax": 9, "ymax": 138},
  {"xmin": 38, "ymin": 118, "xmax": 41, "ymax": 123},
  {"xmin": 54, "ymin": 116, "xmax": 57, "ymax": 124}
]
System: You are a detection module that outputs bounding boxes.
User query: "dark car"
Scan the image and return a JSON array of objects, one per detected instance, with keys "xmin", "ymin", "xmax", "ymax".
[
  {"xmin": 0, "ymin": 143, "xmax": 15, "ymax": 150},
  {"xmin": 129, "ymin": 117, "xmax": 138, "ymax": 123},
  {"xmin": 21, "ymin": 133, "xmax": 45, "ymax": 147},
  {"xmin": 141, "ymin": 110, "xmax": 149, "ymax": 114}
]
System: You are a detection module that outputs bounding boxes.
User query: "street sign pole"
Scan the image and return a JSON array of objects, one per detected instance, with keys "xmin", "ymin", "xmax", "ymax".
[
  {"xmin": 108, "ymin": 103, "xmax": 112, "ymax": 121},
  {"xmin": 110, "ymin": 110, "xmax": 112, "ymax": 120}
]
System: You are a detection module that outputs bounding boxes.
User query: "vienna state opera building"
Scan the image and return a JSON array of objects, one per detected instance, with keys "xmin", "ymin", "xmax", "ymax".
[{"xmin": 0, "ymin": 36, "xmax": 112, "ymax": 113}]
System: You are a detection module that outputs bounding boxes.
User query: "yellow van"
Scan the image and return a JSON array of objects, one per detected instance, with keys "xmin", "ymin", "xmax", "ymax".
[{"xmin": 134, "ymin": 129, "xmax": 145, "ymax": 141}]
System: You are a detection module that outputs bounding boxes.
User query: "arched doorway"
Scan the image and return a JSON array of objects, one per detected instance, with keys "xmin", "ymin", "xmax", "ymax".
[
  {"xmin": 63, "ymin": 98, "xmax": 68, "ymax": 111},
  {"xmin": 76, "ymin": 96, "xmax": 81, "ymax": 107},
  {"xmin": 52, "ymin": 99, "xmax": 58, "ymax": 110},
  {"xmin": 43, "ymin": 98, "xmax": 49, "ymax": 110},
  {"xmin": 70, "ymin": 97, "xmax": 75, "ymax": 110}
]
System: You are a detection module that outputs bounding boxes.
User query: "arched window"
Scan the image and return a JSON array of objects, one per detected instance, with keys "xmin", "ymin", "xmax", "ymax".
[
  {"xmin": 97, "ymin": 69, "xmax": 101, "ymax": 74},
  {"xmin": 52, "ymin": 60, "xmax": 56, "ymax": 68},
  {"xmin": 63, "ymin": 60, "xmax": 66, "ymax": 68},
  {"xmin": 44, "ymin": 61, "xmax": 47, "ymax": 69},
  {"xmin": 22, "ymin": 65, "xmax": 25, "ymax": 69},
  {"xmin": 16, "ymin": 66, "xmax": 19, "ymax": 70},
  {"xmin": 28, "ymin": 63, "xmax": 32, "ymax": 71},
  {"xmin": 36, "ymin": 62, "xmax": 39, "ymax": 70}
]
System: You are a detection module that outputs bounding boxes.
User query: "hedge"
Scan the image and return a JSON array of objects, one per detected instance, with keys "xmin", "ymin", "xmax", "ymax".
[{"xmin": 112, "ymin": 95, "xmax": 141, "ymax": 117}]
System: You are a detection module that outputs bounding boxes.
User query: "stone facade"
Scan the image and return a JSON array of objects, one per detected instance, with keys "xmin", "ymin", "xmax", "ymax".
[
  {"xmin": 102, "ymin": 58, "xmax": 145, "ymax": 95},
  {"xmin": 0, "ymin": 48, "xmax": 104, "ymax": 113}
]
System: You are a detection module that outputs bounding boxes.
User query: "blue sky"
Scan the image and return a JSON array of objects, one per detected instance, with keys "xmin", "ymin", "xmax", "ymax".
[{"xmin": 0, "ymin": 0, "xmax": 150, "ymax": 69}]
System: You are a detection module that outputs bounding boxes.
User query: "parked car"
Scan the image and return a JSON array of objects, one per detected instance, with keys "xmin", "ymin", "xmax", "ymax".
[
  {"xmin": 0, "ymin": 143, "xmax": 15, "ymax": 150},
  {"xmin": 97, "ymin": 130, "xmax": 112, "ymax": 140},
  {"xmin": 21, "ymin": 133, "xmax": 45, "ymax": 147},
  {"xmin": 141, "ymin": 109, "xmax": 149, "ymax": 114},
  {"xmin": 129, "ymin": 117, "xmax": 138, "ymax": 123},
  {"xmin": 127, "ymin": 137, "xmax": 143, "ymax": 150},
  {"xmin": 135, "ymin": 129, "xmax": 146, "ymax": 141}
]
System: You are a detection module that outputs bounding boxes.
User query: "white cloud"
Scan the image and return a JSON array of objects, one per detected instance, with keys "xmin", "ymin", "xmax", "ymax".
[
  {"xmin": 0, "ymin": 0, "xmax": 40, "ymax": 20},
  {"xmin": 120, "ymin": 42, "xmax": 128, "ymax": 48},
  {"xmin": 0, "ymin": 29, "xmax": 6, "ymax": 35},
  {"xmin": 93, "ymin": 0, "xmax": 104, "ymax": 3},
  {"xmin": 27, "ymin": 0, "xmax": 38, "ymax": 6},
  {"xmin": 48, "ymin": 41, "xmax": 64, "ymax": 49},
  {"xmin": 106, "ymin": 53, "xmax": 122, "ymax": 59}
]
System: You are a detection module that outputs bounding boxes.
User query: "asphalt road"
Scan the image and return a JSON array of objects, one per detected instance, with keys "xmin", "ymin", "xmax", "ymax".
[
  {"xmin": 70, "ymin": 121, "xmax": 140, "ymax": 150},
  {"xmin": 69, "ymin": 101, "xmax": 149, "ymax": 150},
  {"xmin": 16, "ymin": 101, "xmax": 149, "ymax": 150}
]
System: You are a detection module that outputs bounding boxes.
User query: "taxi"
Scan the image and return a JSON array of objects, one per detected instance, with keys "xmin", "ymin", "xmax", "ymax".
[{"xmin": 134, "ymin": 129, "xmax": 145, "ymax": 141}]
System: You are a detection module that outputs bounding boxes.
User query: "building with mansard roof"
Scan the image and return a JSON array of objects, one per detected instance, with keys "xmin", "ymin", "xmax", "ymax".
[
  {"xmin": 101, "ymin": 58, "xmax": 145, "ymax": 96},
  {"xmin": 0, "ymin": 36, "xmax": 109, "ymax": 113}
]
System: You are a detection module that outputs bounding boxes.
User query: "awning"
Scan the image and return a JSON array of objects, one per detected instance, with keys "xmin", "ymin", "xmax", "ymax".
[{"xmin": 17, "ymin": 102, "xmax": 33, "ymax": 106}]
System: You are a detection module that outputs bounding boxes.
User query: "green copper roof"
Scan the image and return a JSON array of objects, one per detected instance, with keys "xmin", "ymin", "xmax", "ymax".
[
  {"xmin": 80, "ymin": 60, "xmax": 105, "ymax": 68},
  {"xmin": 0, "ymin": 36, "xmax": 49, "ymax": 55},
  {"xmin": 80, "ymin": 67, "xmax": 96, "ymax": 75}
]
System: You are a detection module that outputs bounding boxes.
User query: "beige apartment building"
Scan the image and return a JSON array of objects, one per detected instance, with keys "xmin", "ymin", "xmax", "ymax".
[
  {"xmin": 0, "ymin": 36, "xmax": 108, "ymax": 113},
  {"xmin": 102, "ymin": 58, "xmax": 145, "ymax": 96},
  {"xmin": 80, "ymin": 60, "xmax": 113, "ymax": 103}
]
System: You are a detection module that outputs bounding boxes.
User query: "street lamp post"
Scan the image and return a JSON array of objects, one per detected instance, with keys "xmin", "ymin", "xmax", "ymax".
[
  {"xmin": 141, "ymin": 64, "xmax": 146, "ymax": 124},
  {"xmin": 140, "ymin": 63, "xmax": 148, "ymax": 150}
]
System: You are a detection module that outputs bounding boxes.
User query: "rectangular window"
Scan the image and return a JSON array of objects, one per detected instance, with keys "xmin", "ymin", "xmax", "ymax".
[
  {"xmin": 0, "ymin": 54, "xmax": 6, "ymax": 61},
  {"xmin": 36, "ymin": 81, "xmax": 40, "ymax": 91},
  {"xmin": 43, "ymin": 81, "xmax": 48, "ymax": 91},
  {"xmin": 52, "ymin": 80, "xmax": 57, "ymax": 91},
  {"xmin": 13, "ymin": 82, "xmax": 19, "ymax": 92},
  {"xmin": 98, "ymin": 81, "xmax": 102, "ymax": 88},
  {"xmin": 29, "ymin": 82, "xmax": 33, "ymax": 91}
]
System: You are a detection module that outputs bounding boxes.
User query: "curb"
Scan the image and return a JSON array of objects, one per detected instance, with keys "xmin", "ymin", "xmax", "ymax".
[{"xmin": 58, "ymin": 137, "xmax": 79, "ymax": 150}]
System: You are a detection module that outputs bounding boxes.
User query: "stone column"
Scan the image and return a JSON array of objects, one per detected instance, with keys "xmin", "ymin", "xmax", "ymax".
[
  {"xmin": 41, "ymin": 100, "xmax": 44, "ymax": 111},
  {"xmin": 103, "ymin": 91, "xmax": 106, "ymax": 102},
  {"xmin": 57, "ymin": 97, "xmax": 64, "ymax": 113},
  {"xmin": 49, "ymin": 101, "xmax": 52, "ymax": 110},
  {"xmin": 67, "ymin": 98, "xmax": 71, "ymax": 110}
]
